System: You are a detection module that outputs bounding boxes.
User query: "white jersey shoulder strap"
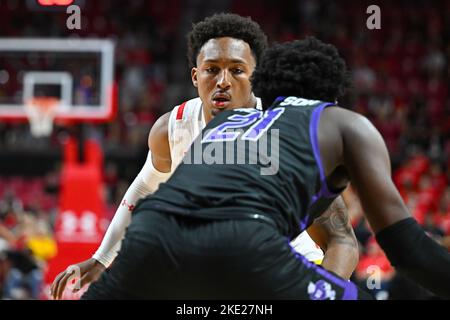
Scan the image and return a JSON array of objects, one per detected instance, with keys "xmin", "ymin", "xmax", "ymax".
[
  {"xmin": 255, "ymin": 97, "xmax": 262, "ymax": 110},
  {"xmin": 167, "ymin": 97, "xmax": 204, "ymax": 171}
]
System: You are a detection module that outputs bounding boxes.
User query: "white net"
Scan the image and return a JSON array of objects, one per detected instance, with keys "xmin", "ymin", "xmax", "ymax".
[{"xmin": 25, "ymin": 97, "xmax": 59, "ymax": 138}]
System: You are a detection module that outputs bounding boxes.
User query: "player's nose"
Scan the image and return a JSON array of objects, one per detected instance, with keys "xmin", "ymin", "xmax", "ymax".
[{"xmin": 217, "ymin": 70, "xmax": 231, "ymax": 89}]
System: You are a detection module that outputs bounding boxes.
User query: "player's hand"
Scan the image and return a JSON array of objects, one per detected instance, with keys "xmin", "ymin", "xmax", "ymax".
[{"xmin": 50, "ymin": 258, "xmax": 106, "ymax": 300}]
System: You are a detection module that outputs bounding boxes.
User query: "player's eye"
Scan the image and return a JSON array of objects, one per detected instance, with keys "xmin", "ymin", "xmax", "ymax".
[
  {"xmin": 232, "ymin": 68, "xmax": 244, "ymax": 74},
  {"xmin": 205, "ymin": 67, "xmax": 218, "ymax": 73}
]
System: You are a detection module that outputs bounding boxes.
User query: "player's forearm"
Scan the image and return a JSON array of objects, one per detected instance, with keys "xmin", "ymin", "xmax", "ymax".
[
  {"xmin": 319, "ymin": 222, "xmax": 359, "ymax": 279},
  {"xmin": 321, "ymin": 240, "xmax": 358, "ymax": 280},
  {"xmin": 308, "ymin": 196, "xmax": 358, "ymax": 279},
  {"xmin": 93, "ymin": 174, "xmax": 152, "ymax": 267},
  {"xmin": 376, "ymin": 218, "xmax": 450, "ymax": 298},
  {"xmin": 93, "ymin": 151, "xmax": 171, "ymax": 267}
]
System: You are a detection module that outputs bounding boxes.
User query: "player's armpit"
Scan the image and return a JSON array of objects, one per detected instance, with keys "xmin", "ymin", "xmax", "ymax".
[{"xmin": 148, "ymin": 112, "xmax": 172, "ymax": 173}]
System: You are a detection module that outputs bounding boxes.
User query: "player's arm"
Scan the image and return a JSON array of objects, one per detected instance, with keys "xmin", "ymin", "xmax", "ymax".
[
  {"xmin": 337, "ymin": 109, "xmax": 450, "ymax": 298},
  {"xmin": 307, "ymin": 195, "xmax": 358, "ymax": 280},
  {"xmin": 51, "ymin": 112, "xmax": 172, "ymax": 300},
  {"xmin": 93, "ymin": 111, "xmax": 172, "ymax": 266},
  {"xmin": 91, "ymin": 113, "xmax": 172, "ymax": 267}
]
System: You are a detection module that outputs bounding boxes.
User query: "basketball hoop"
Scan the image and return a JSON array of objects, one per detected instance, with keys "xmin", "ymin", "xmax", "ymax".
[{"xmin": 25, "ymin": 97, "xmax": 59, "ymax": 138}]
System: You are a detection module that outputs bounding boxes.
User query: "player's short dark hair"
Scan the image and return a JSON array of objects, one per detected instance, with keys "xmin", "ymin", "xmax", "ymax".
[
  {"xmin": 187, "ymin": 13, "xmax": 268, "ymax": 68},
  {"xmin": 251, "ymin": 37, "xmax": 351, "ymax": 107}
]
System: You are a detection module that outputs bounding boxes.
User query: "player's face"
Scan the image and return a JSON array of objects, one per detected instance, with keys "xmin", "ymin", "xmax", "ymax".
[{"xmin": 192, "ymin": 37, "xmax": 257, "ymax": 122}]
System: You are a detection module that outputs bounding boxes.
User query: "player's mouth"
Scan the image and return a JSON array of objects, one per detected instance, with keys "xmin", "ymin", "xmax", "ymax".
[{"xmin": 212, "ymin": 93, "xmax": 231, "ymax": 108}]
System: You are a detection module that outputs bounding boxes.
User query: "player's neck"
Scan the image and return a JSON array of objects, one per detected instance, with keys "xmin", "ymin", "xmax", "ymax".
[{"xmin": 203, "ymin": 108, "xmax": 213, "ymax": 124}]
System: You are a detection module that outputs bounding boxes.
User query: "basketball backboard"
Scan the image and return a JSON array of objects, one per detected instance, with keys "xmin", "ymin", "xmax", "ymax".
[{"xmin": 0, "ymin": 38, "xmax": 116, "ymax": 123}]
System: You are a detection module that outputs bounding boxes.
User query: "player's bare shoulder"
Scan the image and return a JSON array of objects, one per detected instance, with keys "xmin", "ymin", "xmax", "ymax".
[
  {"xmin": 148, "ymin": 112, "xmax": 171, "ymax": 172},
  {"xmin": 320, "ymin": 106, "xmax": 378, "ymax": 153},
  {"xmin": 148, "ymin": 112, "xmax": 170, "ymax": 149},
  {"xmin": 323, "ymin": 106, "xmax": 387, "ymax": 158},
  {"xmin": 321, "ymin": 106, "xmax": 360, "ymax": 132},
  {"xmin": 317, "ymin": 106, "xmax": 382, "ymax": 180}
]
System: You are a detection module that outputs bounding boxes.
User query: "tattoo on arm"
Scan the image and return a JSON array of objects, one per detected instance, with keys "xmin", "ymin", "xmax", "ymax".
[{"xmin": 313, "ymin": 196, "xmax": 358, "ymax": 248}]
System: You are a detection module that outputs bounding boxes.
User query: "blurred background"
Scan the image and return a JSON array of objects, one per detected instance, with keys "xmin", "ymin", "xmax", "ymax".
[{"xmin": 0, "ymin": 0, "xmax": 448, "ymax": 300}]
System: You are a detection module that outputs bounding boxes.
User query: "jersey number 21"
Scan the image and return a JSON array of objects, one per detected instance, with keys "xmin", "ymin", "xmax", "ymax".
[{"xmin": 202, "ymin": 107, "xmax": 285, "ymax": 143}]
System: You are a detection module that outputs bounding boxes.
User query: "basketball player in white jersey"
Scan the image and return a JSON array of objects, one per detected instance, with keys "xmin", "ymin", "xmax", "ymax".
[{"xmin": 51, "ymin": 14, "xmax": 358, "ymax": 299}]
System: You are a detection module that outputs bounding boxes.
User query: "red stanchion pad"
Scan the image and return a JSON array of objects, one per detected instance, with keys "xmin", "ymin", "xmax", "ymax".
[{"xmin": 43, "ymin": 138, "xmax": 105, "ymax": 300}]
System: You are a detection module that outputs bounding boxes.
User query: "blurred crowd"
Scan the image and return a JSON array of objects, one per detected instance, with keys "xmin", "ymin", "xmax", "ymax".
[
  {"xmin": 0, "ymin": 0, "xmax": 449, "ymax": 299},
  {"xmin": 0, "ymin": 174, "xmax": 58, "ymax": 299}
]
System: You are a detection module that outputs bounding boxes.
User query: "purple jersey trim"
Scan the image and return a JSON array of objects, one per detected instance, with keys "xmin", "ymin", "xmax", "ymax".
[{"xmin": 309, "ymin": 102, "xmax": 340, "ymax": 204}]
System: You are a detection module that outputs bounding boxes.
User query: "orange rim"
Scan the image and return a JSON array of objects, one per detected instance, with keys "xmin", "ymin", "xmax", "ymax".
[{"xmin": 26, "ymin": 97, "xmax": 60, "ymax": 112}]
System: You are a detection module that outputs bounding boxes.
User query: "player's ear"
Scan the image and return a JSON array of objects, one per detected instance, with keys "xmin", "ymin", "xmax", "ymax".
[{"xmin": 191, "ymin": 67, "xmax": 198, "ymax": 87}]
